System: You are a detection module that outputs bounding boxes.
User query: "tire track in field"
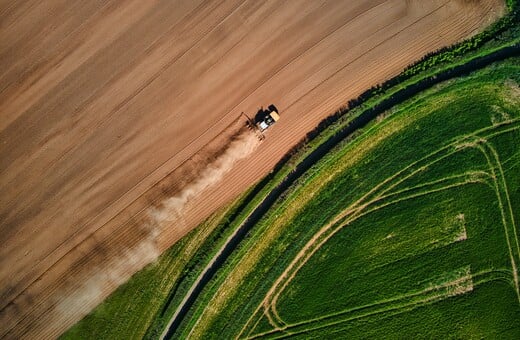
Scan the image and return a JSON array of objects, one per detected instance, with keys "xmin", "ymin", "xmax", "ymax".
[
  {"xmin": 265, "ymin": 159, "xmax": 486, "ymax": 327},
  {"xmin": 253, "ymin": 269, "xmax": 506, "ymax": 339},
  {"xmin": 262, "ymin": 122, "xmax": 520, "ymax": 333},
  {"xmin": 268, "ymin": 136, "xmax": 520, "ymax": 337},
  {"xmin": 476, "ymin": 140, "xmax": 520, "ymax": 301},
  {"xmin": 263, "ymin": 139, "xmax": 476, "ymax": 326}
]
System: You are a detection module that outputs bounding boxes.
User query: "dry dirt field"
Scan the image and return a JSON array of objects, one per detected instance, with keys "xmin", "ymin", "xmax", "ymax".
[{"xmin": 0, "ymin": 0, "xmax": 504, "ymax": 338}]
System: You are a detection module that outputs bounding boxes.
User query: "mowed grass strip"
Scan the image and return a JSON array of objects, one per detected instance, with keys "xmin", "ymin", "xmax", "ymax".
[{"xmin": 184, "ymin": 59, "xmax": 520, "ymax": 339}]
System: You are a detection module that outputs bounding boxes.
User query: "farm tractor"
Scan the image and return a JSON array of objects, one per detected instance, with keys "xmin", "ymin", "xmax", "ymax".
[{"xmin": 243, "ymin": 104, "xmax": 280, "ymax": 140}]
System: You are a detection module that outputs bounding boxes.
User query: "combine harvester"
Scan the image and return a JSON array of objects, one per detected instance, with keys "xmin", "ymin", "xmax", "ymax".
[{"xmin": 243, "ymin": 104, "xmax": 280, "ymax": 140}]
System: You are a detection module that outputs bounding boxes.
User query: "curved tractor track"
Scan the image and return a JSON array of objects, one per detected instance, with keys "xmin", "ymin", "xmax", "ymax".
[
  {"xmin": 0, "ymin": 0, "xmax": 504, "ymax": 338},
  {"xmin": 250, "ymin": 122, "xmax": 520, "ymax": 339}
]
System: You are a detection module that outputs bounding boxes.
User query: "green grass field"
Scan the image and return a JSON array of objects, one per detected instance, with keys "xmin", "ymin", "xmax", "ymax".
[{"xmin": 181, "ymin": 59, "xmax": 520, "ymax": 339}]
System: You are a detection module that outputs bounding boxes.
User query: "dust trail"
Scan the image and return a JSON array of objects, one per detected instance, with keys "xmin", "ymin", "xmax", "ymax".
[
  {"xmin": 150, "ymin": 129, "xmax": 261, "ymax": 228},
  {"xmin": 54, "ymin": 233, "xmax": 160, "ymax": 326},
  {"xmin": 49, "ymin": 128, "xmax": 259, "ymax": 336}
]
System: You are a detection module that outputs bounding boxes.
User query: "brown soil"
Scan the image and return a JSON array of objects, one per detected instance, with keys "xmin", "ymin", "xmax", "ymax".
[{"xmin": 0, "ymin": 0, "xmax": 504, "ymax": 337}]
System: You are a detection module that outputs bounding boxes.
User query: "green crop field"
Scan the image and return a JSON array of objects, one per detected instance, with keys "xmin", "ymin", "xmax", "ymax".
[{"xmin": 180, "ymin": 59, "xmax": 520, "ymax": 339}]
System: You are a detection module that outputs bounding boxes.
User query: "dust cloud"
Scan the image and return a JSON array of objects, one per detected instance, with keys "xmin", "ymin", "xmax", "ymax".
[
  {"xmin": 52, "ymin": 129, "xmax": 260, "ymax": 329},
  {"xmin": 55, "ymin": 236, "xmax": 159, "ymax": 321},
  {"xmin": 149, "ymin": 130, "xmax": 260, "ymax": 228}
]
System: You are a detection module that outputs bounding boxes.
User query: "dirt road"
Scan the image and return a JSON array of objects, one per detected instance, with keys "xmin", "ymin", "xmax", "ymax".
[{"xmin": 0, "ymin": 0, "xmax": 503, "ymax": 338}]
